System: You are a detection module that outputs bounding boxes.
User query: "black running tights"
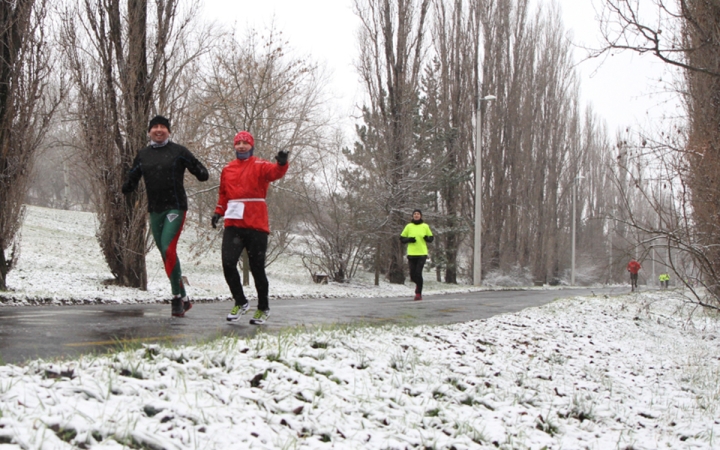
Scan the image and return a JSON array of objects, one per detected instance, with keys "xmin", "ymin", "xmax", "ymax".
[
  {"xmin": 407, "ymin": 255, "xmax": 427, "ymax": 294},
  {"xmin": 222, "ymin": 227, "xmax": 269, "ymax": 311}
]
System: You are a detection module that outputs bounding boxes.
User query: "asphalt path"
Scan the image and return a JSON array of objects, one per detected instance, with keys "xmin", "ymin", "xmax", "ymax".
[{"xmin": 0, "ymin": 287, "xmax": 625, "ymax": 365}]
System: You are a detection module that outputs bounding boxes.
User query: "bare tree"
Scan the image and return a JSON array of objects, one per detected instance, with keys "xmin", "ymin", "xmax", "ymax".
[
  {"xmin": 605, "ymin": 123, "xmax": 720, "ymax": 307},
  {"xmin": 298, "ymin": 136, "xmax": 370, "ymax": 283},
  {"xmin": 59, "ymin": 0, "xmax": 209, "ymax": 289},
  {"xmin": 26, "ymin": 106, "xmax": 94, "ymax": 211},
  {"xmin": 0, "ymin": 0, "xmax": 58, "ymax": 290},
  {"xmin": 476, "ymin": 0, "xmax": 594, "ymax": 283},
  {"xmin": 419, "ymin": 0, "xmax": 477, "ymax": 284},
  {"xmin": 184, "ymin": 25, "xmax": 337, "ymax": 281},
  {"xmin": 682, "ymin": 1, "xmax": 720, "ymax": 300},
  {"xmin": 192, "ymin": 26, "xmax": 332, "ymax": 180},
  {"xmin": 596, "ymin": 0, "xmax": 720, "ymax": 301},
  {"xmin": 596, "ymin": 0, "xmax": 717, "ymax": 76},
  {"xmin": 346, "ymin": 0, "xmax": 618, "ymax": 287},
  {"xmin": 351, "ymin": 0, "xmax": 431, "ymax": 284}
]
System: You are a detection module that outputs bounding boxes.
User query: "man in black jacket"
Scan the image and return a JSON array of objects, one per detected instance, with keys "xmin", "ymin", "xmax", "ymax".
[{"xmin": 122, "ymin": 115, "xmax": 209, "ymax": 317}]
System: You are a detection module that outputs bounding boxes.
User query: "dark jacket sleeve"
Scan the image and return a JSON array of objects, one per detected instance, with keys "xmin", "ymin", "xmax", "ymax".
[
  {"xmin": 122, "ymin": 155, "xmax": 143, "ymax": 194},
  {"xmin": 184, "ymin": 148, "xmax": 209, "ymax": 182}
]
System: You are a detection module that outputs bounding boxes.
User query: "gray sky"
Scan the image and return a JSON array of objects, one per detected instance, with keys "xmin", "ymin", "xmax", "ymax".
[
  {"xmin": 202, "ymin": 0, "xmax": 677, "ymax": 135},
  {"xmin": 559, "ymin": 0, "xmax": 679, "ymax": 134}
]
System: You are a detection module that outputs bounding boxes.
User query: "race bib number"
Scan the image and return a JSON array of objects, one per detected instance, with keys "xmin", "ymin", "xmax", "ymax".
[{"xmin": 225, "ymin": 200, "xmax": 245, "ymax": 219}]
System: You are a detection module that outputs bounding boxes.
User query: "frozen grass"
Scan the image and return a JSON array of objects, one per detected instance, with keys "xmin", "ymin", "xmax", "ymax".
[{"xmin": 0, "ymin": 206, "xmax": 718, "ymax": 449}]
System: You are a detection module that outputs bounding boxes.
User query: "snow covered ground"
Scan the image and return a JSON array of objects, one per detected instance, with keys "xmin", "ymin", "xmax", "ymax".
[{"xmin": 0, "ymin": 206, "xmax": 718, "ymax": 449}]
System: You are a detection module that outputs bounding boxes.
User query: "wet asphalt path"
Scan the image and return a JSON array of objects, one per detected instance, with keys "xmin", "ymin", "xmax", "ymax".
[{"xmin": 0, "ymin": 287, "xmax": 624, "ymax": 365}]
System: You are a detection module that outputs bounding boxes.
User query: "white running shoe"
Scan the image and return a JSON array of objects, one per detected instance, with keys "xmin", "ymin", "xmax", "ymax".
[
  {"xmin": 226, "ymin": 302, "xmax": 250, "ymax": 321},
  {"xmin": 249, "ymin": 309, "xmax": 270, "ymax": 325}
]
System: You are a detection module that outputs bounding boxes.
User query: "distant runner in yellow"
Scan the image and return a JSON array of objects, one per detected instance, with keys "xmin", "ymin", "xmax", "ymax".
[{"xmin": 400, "ymin": 209, "xmax": 434, "ymax": 301}]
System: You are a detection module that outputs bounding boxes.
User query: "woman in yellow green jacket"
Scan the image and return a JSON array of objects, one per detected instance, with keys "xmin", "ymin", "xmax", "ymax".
[{"xmin": 400, "ymin": 209, "xmax": 434, "ymax": 300}]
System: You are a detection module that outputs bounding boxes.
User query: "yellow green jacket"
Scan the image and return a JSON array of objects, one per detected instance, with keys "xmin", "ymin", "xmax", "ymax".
[{"xmin": 400, "ymin": 222, "xmax": 433, "ymax": 256}]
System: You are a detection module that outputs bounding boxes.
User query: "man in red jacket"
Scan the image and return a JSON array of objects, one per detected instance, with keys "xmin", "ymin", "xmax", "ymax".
[
  {"xmin": 627, "ymin": 258, "xmax": 641, "ymax": 292},
  {"xmin": 211, "ymin": 131, "xmax": 289, "ymax": 325}
]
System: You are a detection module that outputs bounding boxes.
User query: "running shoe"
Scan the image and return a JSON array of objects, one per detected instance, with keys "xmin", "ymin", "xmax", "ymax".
[
  {"xmin": 182, "ymin": 297, "xmax": 192, "ymax": 314},
  {"xmin": 249, "ymin": 309, "xmax": 270, "ymax": 325},
  {"xmin": 226, "ymin": 302, "xmax": 250, "ymax": 321},
  {"xmin": 171, "ymin": 297, "xmax": 185, "ymax": 317}
]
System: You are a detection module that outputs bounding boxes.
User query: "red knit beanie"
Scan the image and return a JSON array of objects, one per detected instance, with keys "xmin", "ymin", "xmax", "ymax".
[{"xmin": 234, "ymin": 131, "xmax": 254, "ymax": 147}]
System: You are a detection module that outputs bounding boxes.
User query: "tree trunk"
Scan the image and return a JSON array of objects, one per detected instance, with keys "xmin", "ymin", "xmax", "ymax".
[
  {"xmin": 684, "ymin": 1, "xmax": 720, "ymax": 297},
  {"xmin": 0, "ymin": 0, "xmax": 52, "ymax": 291},
  {"xmin": 120, "ymin": 192, "xmax": 148, "ymax": 288},
  {"xmin": 353, "ymin": 0, "xmax": 429, "ymax": 285},
  {"xmin": 66, "ymin": 0, "xmax": 160, "ymax": 289},
  {"xmin": 444, "ymin": 226, "xmax": 458, "ymax": 283},
  {"xmin": 387, "ymin": 234, "xmax": 406, "ymax": 284},
  {"xmin": 0, "ymin": 238, "xmax": 8, "ymax": 290}
]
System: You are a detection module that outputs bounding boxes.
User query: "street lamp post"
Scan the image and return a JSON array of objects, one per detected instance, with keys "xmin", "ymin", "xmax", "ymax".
[{"xmin": 473, "ymin": 94, "xmax": 496, "ymax": 286}]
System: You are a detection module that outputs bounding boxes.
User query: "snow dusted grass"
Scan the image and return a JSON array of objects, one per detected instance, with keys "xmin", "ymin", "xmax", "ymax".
[{"xmin": 0, "ymin": 206, "xmax": 718, "ymax": 448}]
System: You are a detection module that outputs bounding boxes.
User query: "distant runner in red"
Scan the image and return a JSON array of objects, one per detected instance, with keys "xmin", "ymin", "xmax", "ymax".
[{"xmin": 627, "ymin": 259, "xmax": 641, "ymax": 292}]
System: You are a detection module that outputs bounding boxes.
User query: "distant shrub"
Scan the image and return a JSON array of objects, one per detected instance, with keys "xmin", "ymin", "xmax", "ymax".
[{"xmin": 483, "ymin": 265, "xmax": 534, "ymax": 287}]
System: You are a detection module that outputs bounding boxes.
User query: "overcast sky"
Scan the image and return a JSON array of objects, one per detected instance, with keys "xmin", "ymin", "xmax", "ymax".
[
  {"xmin": 558, "ymin": 0, "xmax": 680, "ymax": 134},
  {"xmin": 202, "ymin": 0, "xmax": 679, "ymax": 136}
]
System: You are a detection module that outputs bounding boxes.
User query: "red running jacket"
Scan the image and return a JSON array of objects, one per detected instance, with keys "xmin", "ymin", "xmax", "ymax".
[
  {"xmin": 627, "ymin": 260, "xmax": 641, "ymax": 274},
  {"xmin": 215, "ymin": 156, "xmax": 289, "ymax": 233}
]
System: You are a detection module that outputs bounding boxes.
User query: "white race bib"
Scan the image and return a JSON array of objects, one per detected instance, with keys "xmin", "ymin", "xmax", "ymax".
[{"xmin": 225, "ymin": 200, "xmax": 245, "ymax": 219}]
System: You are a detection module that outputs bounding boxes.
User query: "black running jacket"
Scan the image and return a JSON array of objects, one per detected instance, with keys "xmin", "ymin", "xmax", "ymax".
[{"xmin": 122, "ymin": 142, "xmax": 209, "ymax": 212}]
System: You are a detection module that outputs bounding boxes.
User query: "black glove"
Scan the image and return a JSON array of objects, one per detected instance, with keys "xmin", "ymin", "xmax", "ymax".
[
  {"xmin": 424, "ymin": 235, "xmax": 434, "ymax": 243},
  {"xmin": 400, "ymin": 236, "xmax": 416, "ymax": 244},
  {"xmin": 275, "ymin": 150, "xmax": 289, "ymax": 166},
  {"xmin": 211, "ymin": 213, "xmax": 222, "ymax": 229}
]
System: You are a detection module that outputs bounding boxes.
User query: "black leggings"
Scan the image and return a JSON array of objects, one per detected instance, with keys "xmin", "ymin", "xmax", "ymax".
[
  {"xmin": 630, "ymin": 272, "xmax": 638, "ymax": 289},
  {"xmin": 222, "ymin": 227, "xmax": 269, "ymax": 311},
  {"xmin": 407, "ymin": 256, "xmax": 427, "ymax": 294}
]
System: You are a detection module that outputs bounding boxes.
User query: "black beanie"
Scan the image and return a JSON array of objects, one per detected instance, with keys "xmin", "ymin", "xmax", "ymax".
[
  {"xmin": 148, "ymin": 115, "xmax": 171, "ymax": 133},
  {"xmin": 413, "ymin": 209, "xmax": 422, "ymax": 216}
]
